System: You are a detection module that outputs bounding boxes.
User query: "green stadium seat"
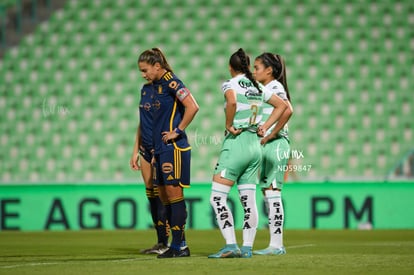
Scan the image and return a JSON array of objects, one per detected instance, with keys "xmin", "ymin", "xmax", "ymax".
[{"xmin": 0, "ymin": 0, "xmax": 412, "ymax": 182}]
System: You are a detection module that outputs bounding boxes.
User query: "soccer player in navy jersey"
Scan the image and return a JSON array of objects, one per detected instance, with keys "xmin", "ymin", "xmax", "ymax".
[
  {"xmin": 138, "ymin": 48, "xmax": 199, "ymax": 258},
  {"xmin": 130, "ymin": 82, "xmax": 169, "ymax": 255}
]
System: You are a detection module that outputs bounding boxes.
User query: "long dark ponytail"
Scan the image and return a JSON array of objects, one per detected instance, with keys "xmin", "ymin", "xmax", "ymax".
[
  {"xmin": 229, "ymin": 48, "xmax": 262, "ymax": 93},
  {"xmin": 256, "ymin": 52, "xmax": 291, "ymax": 101},
  {"xmin": 138, "ymin": 47, "xmax": 173, "ymax": 73}
]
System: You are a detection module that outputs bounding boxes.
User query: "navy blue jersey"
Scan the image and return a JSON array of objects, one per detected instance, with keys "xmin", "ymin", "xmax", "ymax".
[
  {"xmin": 139, "ymin": 83, "xmax": 154, "ymax": 149},
  {"xmin": 152, "ymin": 72, "xmax": 191, "ymax": 154}
]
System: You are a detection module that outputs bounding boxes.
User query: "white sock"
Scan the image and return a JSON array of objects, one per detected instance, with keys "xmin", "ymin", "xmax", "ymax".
[
  {"xmin": 265, "ymin": 189, "xmax": 284, "ymax": 248},
  {"xmin": 238, "ymin": 184, "xmax": 258, "ymax": 247},
  {"xmin": 210, "ymin": 182, "xmax": 236, "ymax": 245},
  {"xmin": 263, "ymin": 195, "xmax": 269, "ymax": 215}
]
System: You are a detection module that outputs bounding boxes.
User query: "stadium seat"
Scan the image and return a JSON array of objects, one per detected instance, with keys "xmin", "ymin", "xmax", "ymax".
[{"xmin": 0, "ymin": 0, "xmax": 412, "ymax": 182}]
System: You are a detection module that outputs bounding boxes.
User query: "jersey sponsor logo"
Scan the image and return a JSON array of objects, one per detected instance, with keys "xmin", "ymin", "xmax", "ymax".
[
  {"xmin": 143, "ymin": 102, "xmax": 151, "ymax": 111},
  {"xmin": 176, "ymin": 87, "xmax": 190, "ymax": 101},
  {"xmin": 244, "ymin": 88, "xmax": 261, "ymax": 98},
  {"xmin": 245, "ymin": 88, "xmax": 262, "ymax": 103},
  {"xmin": 168, "ymin": 80, "xmax": 180, "ymax": 90},
  {"xmin": 153, "ymin": 100, "xmax": 161, "ymax": 110},
  {"xmin": 238, "ymin": 79, "xmax": 254, "ymax": 89},
  {"xmin": 162, "ymin": 162, "xmax": 174, "ymax": 174}
]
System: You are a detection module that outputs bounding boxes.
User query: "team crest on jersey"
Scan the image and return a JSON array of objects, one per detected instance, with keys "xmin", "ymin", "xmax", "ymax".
[
  {"xmin": 238, "ymin": 79, "xmax": 254, "ymax": 89},
  {"xmin": 162, "ymin": 163, "xmax": 174, "ymax": 174}
]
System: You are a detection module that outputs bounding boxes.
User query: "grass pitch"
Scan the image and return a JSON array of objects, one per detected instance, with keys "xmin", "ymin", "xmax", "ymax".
[{"xmin": 0, "ymin": 229, "xmax": 413, "ymax": 275}]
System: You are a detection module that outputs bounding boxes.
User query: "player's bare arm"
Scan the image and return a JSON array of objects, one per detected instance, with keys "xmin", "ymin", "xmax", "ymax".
[
  {"xmin": 130, "ymin": 124, "xmax": 141, "ymax": 170},
  {"xmin": 258, "ymin": 94, "xmax": 287, "ymax": 137},
  {"xmin": 261, "ymin": 101, "xmax": 293, "ymax": 145},
  {"xmin": 161, "ymin": 93, "xmax": 199, "ymax": 143},
  {"xmin": 224, "ymin": 89, "xmax": 242, "ymax": 136}
]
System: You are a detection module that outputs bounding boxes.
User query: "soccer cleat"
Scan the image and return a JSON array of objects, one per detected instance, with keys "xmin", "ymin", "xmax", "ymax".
[
  {"xmin": 253, "ymin": 246, "xmax": 286, "ymax": 255},
  {"xmin": 140, "ymin": 243, "xmax": 169, "ymax": 255},
  {"xmin": 157, "ymin": 246, "xmax": 190, "ymax": 258},
  {"xmin": 240, "ymin": 246, "xmax": 253, "ymax": 258},
  {"xmin": 208, "ymin": 245, "xmax": 241, "ymax": 258}
]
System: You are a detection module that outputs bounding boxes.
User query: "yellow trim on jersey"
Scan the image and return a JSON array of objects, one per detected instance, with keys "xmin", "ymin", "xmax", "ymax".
[
  {"xmin": 179, "ymin": 182, "xmax": 191, "ymax": 188},
  {"xmin": 163, "ymin": 72, "xmax": 173, "ymax": 81},
  {"xmin": 174, "ymin": 149, "xmax": 191, "ymax": 189},
  {"xmin": 152, "ymin": 166, "xmax": 157, "ymax": 181},
  {"xmin": 169, "ymin": 99, "xmax": 177, "ymax": 132},
  {"xmin": 176, "ymin": 146, "xmax": 192, "ymax": 151},
  {"xmin": 174, "ymin": 149, "xmax": 181, "ymax": 180},
  {"xmin": 169, "ymin": 98, "xmax": 192, "ymax": 151}
]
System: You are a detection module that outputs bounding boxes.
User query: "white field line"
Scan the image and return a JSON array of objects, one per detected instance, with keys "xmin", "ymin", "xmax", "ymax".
[
  {"xmin": 1, "ymin": 245, "xmax": 316, "ymax": 269},
  {"xmin": 0, "ymin": 257, "xmax": 140, "ymax": 269},
  {"xmin": 1, "ymin": 262, "xmax": 59, "ymax": 269},
  {"xmin": 286, "ymin": 244, "xmax": 315, "ymax": 249}
]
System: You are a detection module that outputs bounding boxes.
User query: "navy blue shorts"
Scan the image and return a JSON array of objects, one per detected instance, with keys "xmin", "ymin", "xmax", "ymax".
[
  {"xmin": 153, "ymin": 149, "xmax": 191, "ymax": 188},
  {"xmin": 139, "ymin": 145, "xmax": 153, "ymax": 163}
]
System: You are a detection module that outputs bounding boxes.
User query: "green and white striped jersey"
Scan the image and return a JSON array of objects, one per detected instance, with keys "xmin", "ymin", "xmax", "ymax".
[
  {"xmin": 261, "ymin": 79, "xmax": 289, "ymax": 140},
  {"xmin": 222, "ymin": 74, "xmax": 273, "ymax": 131}
]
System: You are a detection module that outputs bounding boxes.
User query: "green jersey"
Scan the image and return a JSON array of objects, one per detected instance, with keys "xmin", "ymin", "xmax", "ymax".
[
  {"xmin": 261, "ymin": 79, "xmax": 289, "ymax": 140},
  {"xmin": 215, "ymin": 74, "xmax": 273, "ymax": 184},
  {"xmin": 222, "ymin": 74, "xmax": 273, "ymax": 131}
]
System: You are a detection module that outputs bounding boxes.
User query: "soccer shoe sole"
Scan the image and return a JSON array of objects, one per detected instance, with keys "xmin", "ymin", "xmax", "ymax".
[
  {"xmin": 157, "ymin": 247, "xmax": 190, "ymax": 258},
  {"xmin": 253, "ymin": 247, "xmax": 286, "ymax": 255},
  {"xmin": 208, "ymin": 250, "xmax": 241, "ymax": 258}
]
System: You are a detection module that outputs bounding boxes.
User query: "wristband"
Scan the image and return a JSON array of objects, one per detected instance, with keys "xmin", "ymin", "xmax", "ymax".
[{"xmin": 175, "ymin": 127, "xmax": 184, "ymax": 135}]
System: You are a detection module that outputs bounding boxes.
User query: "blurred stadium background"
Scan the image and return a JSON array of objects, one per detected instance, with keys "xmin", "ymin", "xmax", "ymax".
[{"xmin": 0, "ymin": 0, "xmax": 413, "ymax": 183}]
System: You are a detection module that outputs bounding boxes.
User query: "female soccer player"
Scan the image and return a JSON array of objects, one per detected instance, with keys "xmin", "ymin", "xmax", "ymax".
[
  {"xmin": 208, "ymin": 48, "xmax": 289, "ymax": 258},
  {"xmin": 252, "ymin": 53, "xmax": 293, "ymax": 255},
  {"xmin": 138, "ymin": 48, "xmax": 199, "ymax": 258},
  {"xmin": 130, "ymin": 82, "xmax": 169, "ymax": 255}
]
